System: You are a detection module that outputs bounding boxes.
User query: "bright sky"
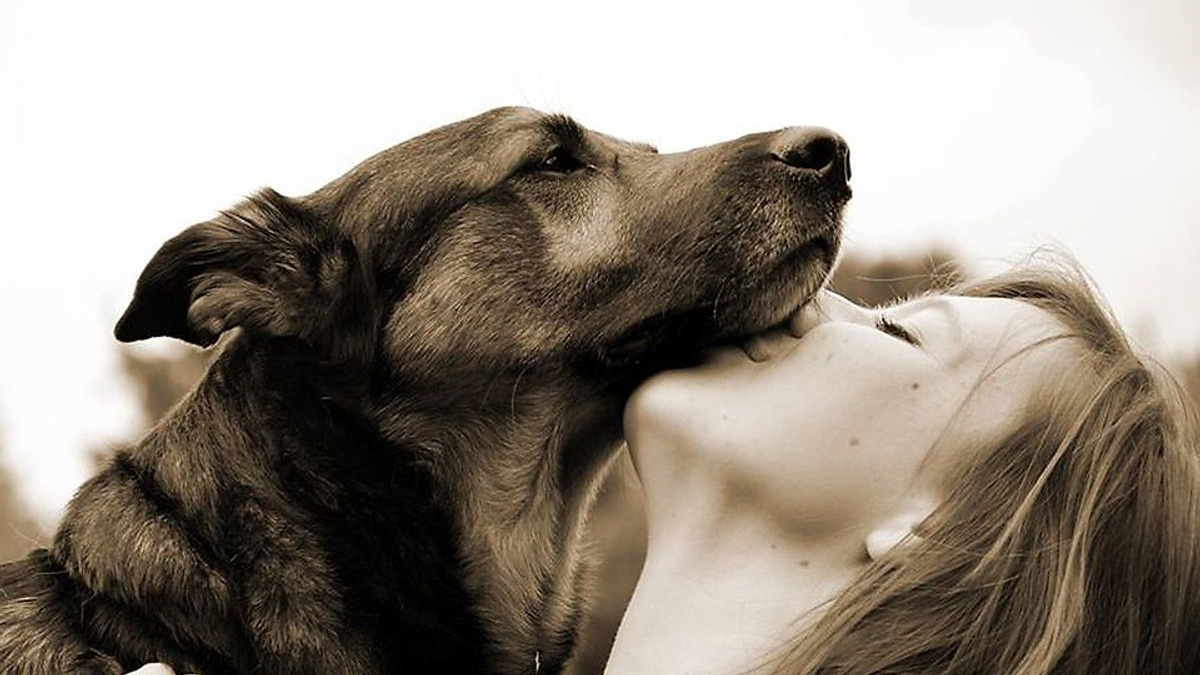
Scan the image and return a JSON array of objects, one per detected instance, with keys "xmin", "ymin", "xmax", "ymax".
[{"xmin": 1, "ymin": 0, "xmax": 1198, "ymax": 524}]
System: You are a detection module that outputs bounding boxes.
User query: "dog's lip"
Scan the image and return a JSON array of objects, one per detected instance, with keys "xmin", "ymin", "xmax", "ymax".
[
  {"xmin": 613, "ymin": 231, "xmax": 837, "ymax": 369},
  {"xmin": 746, "ymin": 231, "xmax": 834, "ymax": 320},
  {"xmin": 728, "ymin": 230, "xmax": 835, "ymax": 363},
  {"xmin": 698, "ymin": 232, "xmax": 833, "ymax": 363}
]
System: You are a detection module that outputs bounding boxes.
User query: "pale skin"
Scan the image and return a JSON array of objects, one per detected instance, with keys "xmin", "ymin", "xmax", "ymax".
[
  {"xmin": 131, "ymin": 291, "xmax": 1075, "ymax": 675},
  {"xmin": 126, "ymin": 665, "xmax": 184, "ymax": 675},
  {"xmin": 606, "ymin": 289, "xmax": 1078, "ymax": 675}
]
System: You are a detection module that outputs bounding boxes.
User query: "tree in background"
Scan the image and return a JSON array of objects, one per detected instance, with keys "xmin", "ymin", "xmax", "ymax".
[
  {"xmin": 117, "ymin": 347, "xmax": 211, "ymax": 426},
  {"xmin": 87, "ymin": 346, "xmax": 211, "ymax": 470},
  {"xmin": 0, "ymin": 345, "xmax": 212, "ymax": 562},
  {"xmin": 0, "ymin": 424, "xmax": 47, "ymax": 562},
  {"xmin": 1180, "ymin": 351, "xmax": 1200, "ymax": 413},
  {"xmin": 829, "ymin": 246, "xmax": 963, "ymax": 306}
]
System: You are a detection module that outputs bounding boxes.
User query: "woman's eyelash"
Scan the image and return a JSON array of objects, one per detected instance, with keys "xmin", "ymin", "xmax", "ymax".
[{"xmin": 875, "ymin": 315, "xmax": 922, "ymax": 346}]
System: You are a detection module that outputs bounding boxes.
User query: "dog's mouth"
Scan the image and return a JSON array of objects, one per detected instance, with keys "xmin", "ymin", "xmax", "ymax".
[
  {"xmin": 715, "ymin": 231, "xmax": 837, "ymax": 337},
  {"xmin": 592, "ymin": 306, "xmax": 717, "ymax": 374},
  {"xmin": 594, "ymin": 232, "xmax": 838, "ymax": 375},
  {"xmin": 732, "ymin": 296, "xmax": 820, "ymax": 362}
]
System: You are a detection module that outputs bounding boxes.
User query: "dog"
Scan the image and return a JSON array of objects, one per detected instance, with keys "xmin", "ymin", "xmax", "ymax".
[{"xmin": 0, "ymin": 107, "xmax": 849, "ymax": 675}]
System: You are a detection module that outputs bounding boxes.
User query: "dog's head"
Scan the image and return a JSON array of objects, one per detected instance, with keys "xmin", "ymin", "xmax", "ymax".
[{"xmin": 116, "ymin": 107, "xmax": 848, "ymax": 395}]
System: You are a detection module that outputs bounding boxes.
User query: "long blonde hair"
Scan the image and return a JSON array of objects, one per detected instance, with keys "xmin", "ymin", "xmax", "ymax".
[{"xmin": 776, "ymin": 258, "xmax": 1200, "ymax": 675}]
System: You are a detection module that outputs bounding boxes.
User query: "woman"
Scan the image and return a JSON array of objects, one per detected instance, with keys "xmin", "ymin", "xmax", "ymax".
[
  {"xmin": 132, "ymin": 257, "xmax": 1200, "ymax": 674},
  {"xmin": 607, "ymin": 256, "xmax": 1200, "ymax": 675}
]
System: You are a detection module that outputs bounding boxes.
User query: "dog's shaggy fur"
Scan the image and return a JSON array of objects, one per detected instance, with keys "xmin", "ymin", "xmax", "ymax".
[{"xmin": 0, "ymin": 108, "xmax": 849, "ymax": 674}]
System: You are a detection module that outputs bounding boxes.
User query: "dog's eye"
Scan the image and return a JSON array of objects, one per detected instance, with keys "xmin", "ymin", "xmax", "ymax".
[{"xmin": 532, "ymin": 146, "xmax": 587, "ymax": 175}]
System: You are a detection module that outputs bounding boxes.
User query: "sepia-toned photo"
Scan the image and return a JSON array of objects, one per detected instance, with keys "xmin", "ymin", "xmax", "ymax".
[{"xmin": 1, "ymin": 2, "xmax": 1197, "ymax": 673}]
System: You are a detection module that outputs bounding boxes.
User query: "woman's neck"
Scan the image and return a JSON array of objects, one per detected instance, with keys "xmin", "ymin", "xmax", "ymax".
[{"xmin": 604, "ymin": 480, "xmax": 865, "ymax": 675}]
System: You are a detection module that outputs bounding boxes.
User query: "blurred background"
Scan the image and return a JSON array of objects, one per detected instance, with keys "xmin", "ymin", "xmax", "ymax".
[{"xmin": 1, "ymin": 1, "xmax": 1197, "ymax": 672}]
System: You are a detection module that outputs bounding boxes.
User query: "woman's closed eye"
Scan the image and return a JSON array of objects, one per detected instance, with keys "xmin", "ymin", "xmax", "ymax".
[{"xmin": 875, "ymin": 315, "xmax": 922, "ymax": 346}]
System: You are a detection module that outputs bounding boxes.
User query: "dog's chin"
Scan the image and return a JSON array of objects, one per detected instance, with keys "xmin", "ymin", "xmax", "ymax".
[
  {"xmin": 712, "ymin": 232, "xmax": 838, "ymax": 340},
  {"xmin": 598, "ymin": 233, "xmax": 837, "ymax": 376}
]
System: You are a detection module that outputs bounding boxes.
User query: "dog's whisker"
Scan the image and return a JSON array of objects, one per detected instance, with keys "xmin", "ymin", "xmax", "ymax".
[{"xmin": 509, "ymin": 363, "xmax": 533, "ymax": 422}]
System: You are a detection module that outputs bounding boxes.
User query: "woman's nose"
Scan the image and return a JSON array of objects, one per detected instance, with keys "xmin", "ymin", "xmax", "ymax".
[{"xmin": 789, "ymin": 290, "xmax": 873, "ymax": 336}]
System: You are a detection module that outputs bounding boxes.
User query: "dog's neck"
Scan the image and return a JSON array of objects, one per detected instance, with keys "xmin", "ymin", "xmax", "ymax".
[
  {"xmin": 181, "ymin": 335, "xmax": 628, "ymax": 675},
  {"xmin": 126, "ymin": 335, "xmax": 494, "ymax": 671},
  {"xmin": 368, "ymin": 367, "xmax": 628, "ymax": 675}
]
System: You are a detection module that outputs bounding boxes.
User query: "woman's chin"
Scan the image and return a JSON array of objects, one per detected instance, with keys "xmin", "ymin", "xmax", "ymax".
[{"xmin": 626, "ymin": 368, "xmax": 704, "ymax": 447}]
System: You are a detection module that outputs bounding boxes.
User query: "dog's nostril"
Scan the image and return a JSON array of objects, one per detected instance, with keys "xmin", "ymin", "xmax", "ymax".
[
  {"xmin": 777, "ymin": 135, "xmax": 837, "ymax": 171},
  {"xmin": 770, "ymin": 127, "xmax": 849, "ymax": 183}
]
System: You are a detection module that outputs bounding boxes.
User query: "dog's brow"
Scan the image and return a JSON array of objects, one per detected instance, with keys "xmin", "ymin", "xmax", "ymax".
[{"xmin": 540, "ymin": 114, "xmax": 588, "ymax": 148}]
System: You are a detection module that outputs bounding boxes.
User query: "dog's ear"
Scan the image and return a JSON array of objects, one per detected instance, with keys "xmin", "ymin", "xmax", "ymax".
[{"xmin": 114, "ymin": 189, "xmax": 377, "ymax": 363}]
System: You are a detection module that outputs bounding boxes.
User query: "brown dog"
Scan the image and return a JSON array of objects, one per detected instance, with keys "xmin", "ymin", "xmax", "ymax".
[{"xmin": 0, "ymin": 108, "xmax": 849, "ymax": 675}]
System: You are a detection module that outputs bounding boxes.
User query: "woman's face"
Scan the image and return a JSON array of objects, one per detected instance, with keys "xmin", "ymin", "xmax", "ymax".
[{"xmin": 625, "ymin": 289, "xmax": 1076, "ymax": 538}]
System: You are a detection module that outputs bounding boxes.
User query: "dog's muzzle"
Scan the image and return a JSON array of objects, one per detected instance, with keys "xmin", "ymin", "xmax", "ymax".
[{"xmin": 770, "ymin": 126, "xmax": 852, "ymax": 195}]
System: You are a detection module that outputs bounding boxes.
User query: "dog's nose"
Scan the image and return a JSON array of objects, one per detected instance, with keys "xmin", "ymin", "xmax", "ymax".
[{"xmin": 770, "ymin": 127, "xmax": 851, "ymax": 186}]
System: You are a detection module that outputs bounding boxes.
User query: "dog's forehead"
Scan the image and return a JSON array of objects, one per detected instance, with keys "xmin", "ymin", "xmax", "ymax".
[
  {"xmin": 341, "ymin": 108, "xmax": 649, "ymax": 185},
  {"xmin": 402, "ymin": 107, "xmax": 546, "ymax": 162},
  {"xmin": 308, "ymin": 107, "xmax": 667, "ymax": 251},
  {"xmin": 366, "ymin": 107, "xmax": 585, "ymax": 178},
  {"xmin": 473, "ymin": 107, "xmax": 655, "ymax": 155},
  {"xmin": 588, "ymin": 129, "xmax": 657, "ymax": 155},
  {"xmin": 478, "ymin": 105, "xmax": 545, "ymax": 126},
  {"xmin": 463, "ymin": 106, "xmax": 546, "ymax": 141},
  {"xmin": 310, "ymin": 108, "xmax": 549, "ymax": 221}
]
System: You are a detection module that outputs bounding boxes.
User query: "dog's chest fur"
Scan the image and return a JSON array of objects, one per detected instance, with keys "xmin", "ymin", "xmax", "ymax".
[
  {"xmin": 424, "ymin": 403, "xmax": 615, "ymax": 674},
  {"xmin": 368, "ymin": 365, "xmax": 625, "ymax": 675}
]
